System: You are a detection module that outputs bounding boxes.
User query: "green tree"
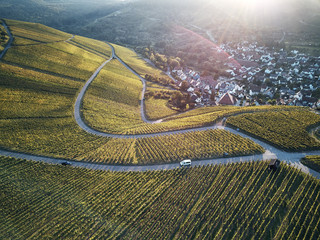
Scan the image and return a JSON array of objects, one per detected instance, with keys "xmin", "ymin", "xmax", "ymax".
[{"xmin": 180, "ymin": 80, "xmax": 189, "ymax": 92}]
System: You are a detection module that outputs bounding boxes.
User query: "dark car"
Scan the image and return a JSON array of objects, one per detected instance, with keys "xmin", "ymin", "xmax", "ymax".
[{"xmin": 61, "ymin": 161, "xmax": 71, "ymax": 166}]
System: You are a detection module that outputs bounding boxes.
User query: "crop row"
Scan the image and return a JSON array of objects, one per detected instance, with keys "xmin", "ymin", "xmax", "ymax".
[
  {"xmin": 0, "ymin": 63, "xmax": 263, "ymax": 165},
  {"xmin": 144, "ymin": 97, "xmax": 177, "ymax": 120},
  {"xmin": 134, "ymin": 129, "xmax": 264, "ymax": 164},
  {"xmin": 75, "ymin": 129, "xmax": 264, "ymax": 164},
  {"xmin": 301, "ymin": 155, "xmax": 320, "ymax": 172},
  {"xmin": 1, "ymin": 156, "xmax": 319, "ymax": 239},
  {"xmin": 111, "ymin": 43, "xmax": 173, "ymax": 84},
  {"xmin": 227, "ymin": 110, "xmax": 320, "ymax": 151},
  {"xmin": 70, "ymin": 35, "xmax": 112, "ymax": 58},
  {"xmin": 7, "ymin": 19, "xmax": 71, "ymax": 44},
  {"xmin": 81, "ymin": 59, "xmax": 144, "ymax": 133}
]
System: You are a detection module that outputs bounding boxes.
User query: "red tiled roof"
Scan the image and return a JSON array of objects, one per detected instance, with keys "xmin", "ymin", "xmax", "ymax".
[{"xmin": 218, "ymin": 92, "xmax": 237, "ymax": 105}]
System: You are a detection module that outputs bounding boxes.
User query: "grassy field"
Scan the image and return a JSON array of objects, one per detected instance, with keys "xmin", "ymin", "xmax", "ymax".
[
  {"xmin": 1, "ymin": 156, "xmax": 319, "ymax": 239},
  {"xmin": 227, "ymin": 109, "xmax": 320, "ymax": 151},
  {"xmin": 301, "ymin": 156, "xmax": 320, "ymax": 172}
]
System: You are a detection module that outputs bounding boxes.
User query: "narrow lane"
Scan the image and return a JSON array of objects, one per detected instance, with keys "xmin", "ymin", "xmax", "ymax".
[{"xmin": 0, "ymin": 19, "xmax": 13, "ymax": 59}]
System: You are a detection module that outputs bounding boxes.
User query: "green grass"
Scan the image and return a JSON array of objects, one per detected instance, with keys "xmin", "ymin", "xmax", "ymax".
[
  {"xmin": 227, "ymin": 109, "xmax": 320, "ymax": 151},
  {"xmin": 1, "ymin": 156, "xmax": 319, "ymax": 239},
  {"xmin": 301, "ymin": 156, "xmax": 320, "ymax": 172}
]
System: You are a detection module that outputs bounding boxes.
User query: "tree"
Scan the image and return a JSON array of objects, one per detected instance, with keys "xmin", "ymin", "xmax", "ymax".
[
  {"xmin": 169, "ymin": 58, "xmax": 180, "ymax": 70},
  {"xmin": 195, "ymin": 91, "xmax": 201, "ymax": 98},
  {"xmin": 180, "ymin": 81, "xmax": 189, "ymax": 92}
]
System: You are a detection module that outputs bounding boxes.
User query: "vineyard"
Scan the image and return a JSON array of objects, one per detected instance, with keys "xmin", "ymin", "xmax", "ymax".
[
  {"xmin": 301, "ymin": 156, "xmax": 320, "ymax": 172},
  {"xmin": 69, "ymin": 35, "xmax": 112, "ymax": 58},
  {"xmin": 1, "ymin": 156, "xmax": 319, "ymax": 239},
  {"xmin": 227, "ymin": 109, "xmax": 320, "ymax": 151},
  {"xmin": 145, "ymin": 97, "xmax": 177, "ymax": 120},
  {"xmin": 6, "ymin": 19, "xmax": 71, "ymax": 45},
  {"xmin": 0, "ymin": 20, "xmax": 266, "ymax": 164},
  {"xmin": 111, "ymin": 43, "xmax": 174, "ymax": 86},
  {"xmin": 75, "ymin": 129, "xmax": 264, "ymax": 164},
  {"xmin": 82, "ymin": 59, "xmax": 144, "ymax": 133}
]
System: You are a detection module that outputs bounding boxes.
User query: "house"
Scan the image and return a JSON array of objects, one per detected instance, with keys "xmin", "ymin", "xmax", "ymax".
[
  {"xmin": 218, "ymin": 92, "xmax": 237, "ymax": 105},
  {"xmin": 249, "ymin": 84, "xmax": 261, "ymax": 96}
]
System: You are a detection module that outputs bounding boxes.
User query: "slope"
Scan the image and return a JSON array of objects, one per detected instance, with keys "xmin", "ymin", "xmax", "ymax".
[{"xmin": 0, "ymin": 156, "xmax": 319, "ymax": 239}]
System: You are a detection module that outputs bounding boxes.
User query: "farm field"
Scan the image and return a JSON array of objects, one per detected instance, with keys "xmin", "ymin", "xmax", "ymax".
[
  {"xmin": 111, "ymin": 43, "xmax": 174, "ymax": 86},
  {"xmin": 0, "ymin": 20, "xmax": 264, "ymax": 164},
  {"xmin": 69, "ymin": 35, "xmax": 112, "ymax": 58},
  {"xmin": 6, "ymin": 19, "xmax": 71, "ymax": 45},
  {"xmin": 82, "ymin": 59, "xmax": 144, "ymax": 134},
  {"xmin": 227, "ymin": 110, "xmax": 320, "ymax": 151},
  {"xmin": 1, "ymin": 156, "xmax": 319, "ymax": 239},
  {"xmin": 301, "ymin": 156, "xmax": 320, "ymax": 172},
  {"xmin": 145, "ymin": 97, "xmax": 177, "ymax": 120},
  {"xmin": 0, "ymin": 20, "xmax": 112, "ymax": 159},
  {"xmin": 75, "ymin": 129, "xmax": 264, "ymax": 164}
]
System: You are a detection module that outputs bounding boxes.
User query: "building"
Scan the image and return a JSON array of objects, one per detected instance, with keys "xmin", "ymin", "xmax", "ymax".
[{"xmin": 218, "ymin": 92, "xmax": 237, "ymax": 105}]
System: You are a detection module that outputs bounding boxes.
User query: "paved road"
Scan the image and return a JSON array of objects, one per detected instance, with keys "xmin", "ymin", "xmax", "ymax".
[
  {"xmin": 1, "ymin": 22, "xmax": 320, "ymax": 179},
  {"xmin": 0, "ymin": 20, "xmax": 13, "ymax": 59}
]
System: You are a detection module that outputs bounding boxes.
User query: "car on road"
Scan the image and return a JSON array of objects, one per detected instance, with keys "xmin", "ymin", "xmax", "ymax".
[
  {"xmin": 61, "ymin": 161, "xmax": 71, "ymax": 166},
  {"xmin": 180, "ymin": 159, "xmax": 191, "ymax": 167}
]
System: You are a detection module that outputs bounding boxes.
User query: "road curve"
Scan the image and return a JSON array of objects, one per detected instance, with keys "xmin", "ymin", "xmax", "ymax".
[
  {"xmin": 1, "ymin": 22, "xmax": 320, "ymax": 179},
  {"xmin": 0, "ymin": 20, "xmax": 14, "ymax": 59}
]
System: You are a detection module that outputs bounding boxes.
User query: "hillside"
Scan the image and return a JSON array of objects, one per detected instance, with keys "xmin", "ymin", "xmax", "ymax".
[
  {"xmin": 0, "ymin": 19, "xmax": 267, "ymax": 164},
  {"xmin": 1, "ymin": 156, "xmax": 319, "ymax": 239},
  {"xmin": 0, "ymin": 17, "xmax": 320, "ymax": 240},
  {"xmin": 1, "ymin": 19, "xmax": 320, "ymax": 165}
]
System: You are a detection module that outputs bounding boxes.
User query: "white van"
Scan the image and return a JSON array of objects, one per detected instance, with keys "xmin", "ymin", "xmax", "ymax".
[{"xmin": 180, "ymin": 159, "xmax": 191, "ymax": 167}]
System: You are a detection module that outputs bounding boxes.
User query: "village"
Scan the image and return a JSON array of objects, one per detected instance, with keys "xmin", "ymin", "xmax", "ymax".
[{"xmin": 170, "ymin": 40, "xmax": 320, "ymax": 108}]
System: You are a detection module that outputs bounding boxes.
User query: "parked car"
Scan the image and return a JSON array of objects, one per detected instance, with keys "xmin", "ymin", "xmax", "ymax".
[
  {"xmin": 61, "ymin": 161, "xmax": 71, "ymax": 166},
  {"xmin": 180, "ymin": 159, "xmax": 191, "ymax": 167}
]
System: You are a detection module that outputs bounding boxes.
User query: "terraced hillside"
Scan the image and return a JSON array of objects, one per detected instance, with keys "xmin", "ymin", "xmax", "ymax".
[
  {"xmin": 227, "ymin": 110, "xmax": 320, "ymax": 151},
  {"xmin": 0, "ymin": 19, "xmax": 264, "ymax": 164},
  {"xmin": 1, "ymin": 156, "xmax": 319, "ymax": 239}
]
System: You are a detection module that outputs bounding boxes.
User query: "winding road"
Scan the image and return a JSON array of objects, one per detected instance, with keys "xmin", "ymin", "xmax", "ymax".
[
  {"xmin": 0, "ymin": 20, "xmax": 13, "ymax": 59},
  {"xmin": 1, "ymin": 21, "xmax": 320, "ymax": 179}
]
